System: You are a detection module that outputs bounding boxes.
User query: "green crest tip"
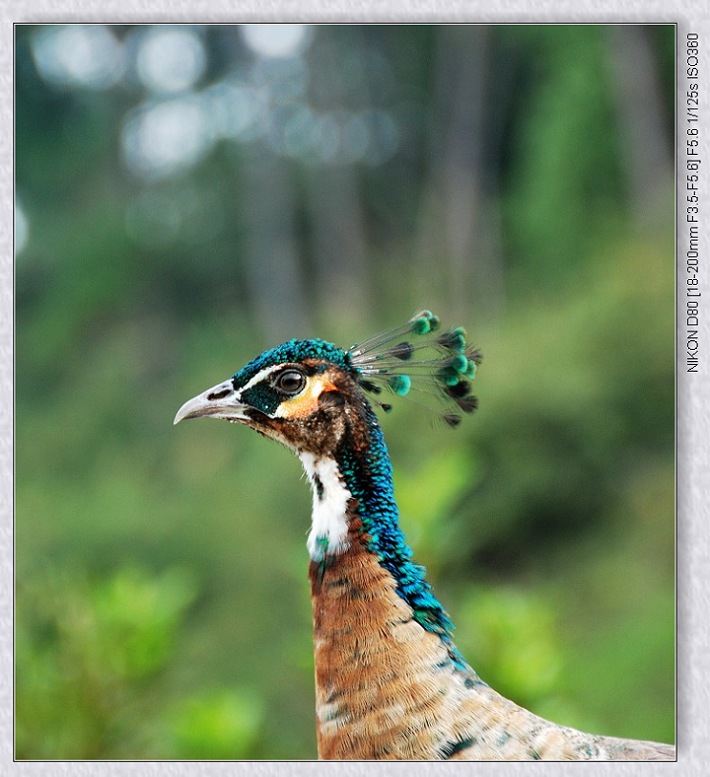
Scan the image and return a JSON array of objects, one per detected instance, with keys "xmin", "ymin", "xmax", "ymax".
[
  {"xmin": 410, "ymin": 309, "xmax": 441, "ymax": 336},
  {"xmin": 411, "ymin": 316, "xmax": 431, "ymax": 335},
  {"xmin": 388, "ymin": 374, "xmax": 412, "ymax": 396},
  {"xmin": 451, "ymin": 354, "xmax": 468, "ymax": 374}
]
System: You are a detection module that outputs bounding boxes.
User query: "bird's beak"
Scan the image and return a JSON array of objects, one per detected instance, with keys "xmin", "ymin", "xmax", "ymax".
[{"xmin": 173, "ymin": 379, "xmax": 250, "ymax": 425}]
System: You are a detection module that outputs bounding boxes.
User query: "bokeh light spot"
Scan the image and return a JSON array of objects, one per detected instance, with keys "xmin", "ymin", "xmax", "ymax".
[
  {"xmin": 205, "ymin": 81, "xmax": 267, "ymax": 142},
  {"xmin": 15, "ymin": 200, "xmax": 29, "ymax": 256},
  {"xmin": 31, "ymin": 25, "xmax": 125, "ymax": 90},
  {"xmin": 121, "ymin": 97, "xmax": 212, "ymax": 180},
  {"xmin": 136, "ymin": 28, "xmax": 206, "ymax": 94},
  {"xmin": 240, "ymin": 24, "xmax": 312, "ymax": 59}
]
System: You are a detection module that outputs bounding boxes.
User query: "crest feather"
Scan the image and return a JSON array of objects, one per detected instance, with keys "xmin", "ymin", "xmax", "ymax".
[{"xmin": 347, "ymin": 310, "xmax": 481, "ymax": 427}]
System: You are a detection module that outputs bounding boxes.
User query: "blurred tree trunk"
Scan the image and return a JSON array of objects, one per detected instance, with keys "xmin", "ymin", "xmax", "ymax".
[
  {"xmin": 304, "ymin": 27, "xmax": 370, "ymax": 333},
  {"xmin": 239, "ymin": 147, "xmax": 311, "ymax": 341},
  {"xmin": 607, "ymin": 26, "xmax": 673, "ymax": 227},
  {"xmin": 416, "ymin": 25, "xmax": 503, "ymax": 321},
  {"xmin": 304, "ymin": 162, "xmax": 369, "ymax": 333}
]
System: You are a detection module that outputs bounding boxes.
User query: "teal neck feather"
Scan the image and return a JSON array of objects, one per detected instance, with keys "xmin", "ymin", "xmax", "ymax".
[{"xmin": 333, "ymin": 400, "xmax": 470, "ymax": 671}]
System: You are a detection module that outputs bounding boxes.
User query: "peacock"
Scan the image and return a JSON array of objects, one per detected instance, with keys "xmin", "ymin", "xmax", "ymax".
[{"xmin": 174, "ymin": 310, "xmax": 674, "ymax": 761}]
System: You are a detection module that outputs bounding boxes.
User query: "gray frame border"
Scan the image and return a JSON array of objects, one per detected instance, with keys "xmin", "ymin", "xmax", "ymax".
[{"xmin": 3, "ymin": 3, "xmax": 708, "ymax": 775}]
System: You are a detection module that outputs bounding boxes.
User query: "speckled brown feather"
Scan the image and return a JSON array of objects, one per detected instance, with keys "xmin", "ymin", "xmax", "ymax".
[{"xmin": 309, "ymin": 514, "xmax": 675, "ymax": 761}]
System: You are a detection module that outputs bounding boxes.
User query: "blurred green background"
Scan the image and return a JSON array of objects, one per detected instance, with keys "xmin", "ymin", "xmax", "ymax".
[{"xmin": 15, "ymin": 24, "xmax": 675, "ymax": 759}]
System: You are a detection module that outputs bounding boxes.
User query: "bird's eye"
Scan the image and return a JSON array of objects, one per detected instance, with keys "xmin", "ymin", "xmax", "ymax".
[{"xmin": 275, "ymin": 369, "xmax": 306, "ymax": 396}]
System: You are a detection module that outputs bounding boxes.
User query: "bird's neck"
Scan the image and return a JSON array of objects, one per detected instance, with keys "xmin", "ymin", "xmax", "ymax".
[
  {"xmin": 299, "ymin": 407, "xmax": 485, "ymax": 758},
  {"xmin": 301, "ymin": 404, "xmax": 456, "ymax": 641}
]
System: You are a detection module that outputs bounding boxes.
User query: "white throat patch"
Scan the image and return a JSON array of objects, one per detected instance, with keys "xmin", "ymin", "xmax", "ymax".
[{"xmin": 300, "ymin": 452, "xmax": 352, "ymax": 561}]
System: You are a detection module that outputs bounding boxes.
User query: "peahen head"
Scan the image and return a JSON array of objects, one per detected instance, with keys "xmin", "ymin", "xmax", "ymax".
[{"xmin": 173, "ymin": 310, "xmax": 482, "ymax": 459}]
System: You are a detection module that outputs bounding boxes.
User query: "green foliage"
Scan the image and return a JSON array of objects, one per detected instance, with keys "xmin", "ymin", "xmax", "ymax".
[
  {"xmin": 16, "ymin": 567, "xmax": 263, "ymax": 759},
  {"xmin": 163, "ymin": 690, "xmax": 263, "ymax": 760},
  {"xmin": 458, "ymin": 586, "xmax": 563, "ymax": 705},
  {"xmin": 395, "ymin": 446, "xmax": 480, "ymax": 565},
  {"xmin": 498, "ymin": 26, "xmax": 626, "ymax": 282},
  {"xmin": 16, "ymin": 567, "xmax": 194, "ymax": 758}
]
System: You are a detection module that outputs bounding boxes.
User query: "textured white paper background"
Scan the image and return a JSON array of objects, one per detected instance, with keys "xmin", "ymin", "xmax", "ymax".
[{"xmin": 2, "ymin": 3, "xmax": 709, "ymax": 776}]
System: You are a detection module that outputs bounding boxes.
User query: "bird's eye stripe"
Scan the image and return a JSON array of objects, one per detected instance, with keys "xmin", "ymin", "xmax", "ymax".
[{"xmin": 235, "ymin": 364, "xmax": 284, "ymax": 393}]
